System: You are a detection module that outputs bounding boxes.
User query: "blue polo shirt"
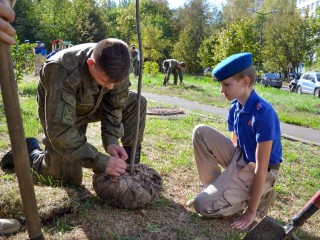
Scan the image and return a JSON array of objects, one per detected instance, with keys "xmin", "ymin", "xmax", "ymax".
[
  {"xmin": 34, "ymin": 46, "xmax": 42, "ymax": 54},
  {"xmin": 227, "ymin": 90, "xmax": 282, "ymax": 165}
]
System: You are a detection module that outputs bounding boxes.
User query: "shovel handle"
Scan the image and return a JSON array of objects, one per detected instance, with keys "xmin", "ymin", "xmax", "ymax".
[{"xmin": 291, "ymin": 191, "xmax": 320, "ymax": 227}]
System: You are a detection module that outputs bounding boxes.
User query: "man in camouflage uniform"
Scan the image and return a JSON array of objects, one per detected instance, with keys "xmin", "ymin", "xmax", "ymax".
[
  {"xmin": 33, "ymin": 38, "xmax": 146, "ymax": 185},
  {"xmin": 162, "ymin": 59, "xmax": 185, "ymax": 86},
  {"xmin": 130, "ymin": 45, "xmax": 139, "ymax": 78}
]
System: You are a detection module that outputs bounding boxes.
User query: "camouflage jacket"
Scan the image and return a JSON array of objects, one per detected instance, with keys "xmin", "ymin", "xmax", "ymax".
[
  {"xmin": 38, "ymin": 43, "xmax": 130, "ymax": 173},
  {"xmin": 162, "ymin": 59, "xmax": 180, "ymax": 71}
]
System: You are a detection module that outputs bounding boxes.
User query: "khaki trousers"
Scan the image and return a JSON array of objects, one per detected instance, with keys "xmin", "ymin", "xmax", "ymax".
[{"xmin": 192, "ymin": 124, "xmax": 278, "ymax": 217}]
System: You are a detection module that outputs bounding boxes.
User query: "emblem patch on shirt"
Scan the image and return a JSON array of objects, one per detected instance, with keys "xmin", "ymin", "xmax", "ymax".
[
  {"xmin": 256, "ymin": 102, "xmax": 262, "ymax": 110},
  {"xmin": 248, "ymin": 119, "xmax": 252, "ymax": 126},
  {"xmin": 60, "ymin": 103, "xmax": 76, "ymax": 125},
  {"xmin": 118, "ymin": 91, "xmax": 128, "ymax": 106}
]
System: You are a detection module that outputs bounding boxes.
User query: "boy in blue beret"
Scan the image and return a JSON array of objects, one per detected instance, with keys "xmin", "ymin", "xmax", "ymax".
[{"xmin": 189, "ymin": 52, "xmax": 282, "ymax": 230}]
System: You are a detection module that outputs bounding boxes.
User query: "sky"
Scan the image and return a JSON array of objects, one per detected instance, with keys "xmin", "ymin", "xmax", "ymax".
[{"xmin": 168, "ymin": 0, "xmax": 226, "ymax": 9}]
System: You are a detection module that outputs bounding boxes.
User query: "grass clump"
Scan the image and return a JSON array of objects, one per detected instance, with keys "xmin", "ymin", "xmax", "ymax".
[{"xmin": 0, "ymin": 75, "xmax": 319, "ymax": 239}]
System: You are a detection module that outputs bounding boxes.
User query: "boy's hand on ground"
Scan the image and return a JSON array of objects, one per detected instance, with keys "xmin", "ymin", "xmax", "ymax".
[
  {"xmin": 230, "ymin": 209, "xmax": 256, "ymax": 230},
  {"xmin": 105, "ymin": 156, "xmax": 127, "ymax": 176},
  {"xmin": 106, "ymin": 144, "xmax": 128, "ymax": 161}
]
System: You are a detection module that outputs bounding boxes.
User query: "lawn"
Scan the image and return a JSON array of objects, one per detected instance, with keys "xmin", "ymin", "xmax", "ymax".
[
  {"xmin": 136, "ymin": 74, "xmax": 320, "ymax": 130},
  {"xmin": 0, "ymin": 74, "xmax": 319, "ymax": 240}
]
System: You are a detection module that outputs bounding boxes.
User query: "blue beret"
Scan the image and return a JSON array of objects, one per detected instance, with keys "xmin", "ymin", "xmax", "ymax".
[
  {"xmin": 212, "ymin": 52, "xmax": 252, "ymax": 81},
  {"xmin": 24, "ymin": 40, "xmax": 30, "ymax": 43},
  {"xmin": 36, "ymin": 41, "xmax": 41, "ymax": 44}
]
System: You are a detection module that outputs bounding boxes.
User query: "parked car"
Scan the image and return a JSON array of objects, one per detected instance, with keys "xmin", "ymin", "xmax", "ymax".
[
  {"xmin": 297, "ymin": 72, "xmax": 320, "ymax": 97},
  {"xmin": 260, "ymin": 73, "xmax": 282, "ymax": 89}
]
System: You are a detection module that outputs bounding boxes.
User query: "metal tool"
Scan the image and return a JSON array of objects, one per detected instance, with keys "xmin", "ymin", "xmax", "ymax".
[{"xmin": 243, "ymin": 191, "xmax": 320, "ymax": 240}]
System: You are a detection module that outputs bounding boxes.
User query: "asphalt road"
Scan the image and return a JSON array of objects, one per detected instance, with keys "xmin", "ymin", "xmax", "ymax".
[{"xmin": 143, "ymin": 92, "xmax": 320, "ymax": 146}]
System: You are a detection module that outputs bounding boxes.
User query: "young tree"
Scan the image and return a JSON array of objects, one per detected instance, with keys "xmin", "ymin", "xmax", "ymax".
[
  {"xmin": 197, "ymin": 35, "xmax": 217, "ymax": 69},
  {"xmin": 221, "ymin": 0, "xmax": 255, "ymax": 23},
  {"xmin": 172, "ymin": 0, "xmax": 211, "ymax": 73},
  {"xmin": 259, "ymin": 0, "xmax": 316, "ymax": 75},
  {"xmin": 213, "ymin": 18, "xmax": 259, "ymax": 66}
]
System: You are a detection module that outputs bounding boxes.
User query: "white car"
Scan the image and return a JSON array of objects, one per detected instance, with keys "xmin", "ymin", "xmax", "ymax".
[{"xmin": 297, "ymin": 72, "xmax": 320, "ymax": 97}]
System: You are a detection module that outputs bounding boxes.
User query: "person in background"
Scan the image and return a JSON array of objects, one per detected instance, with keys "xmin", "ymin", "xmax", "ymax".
[
  {"xmin": 162, "ymin": 59, "xmax": 185, "ymax": 86},
  {"xmin": 0, "ymin": 0, "xmax": 21, "ymax": 235},
  {"xmin": 189, "ymin": 52, "xmax": 282, "ymax": 230},
  {"xmin": 39, "ymin": 43, "xmax": 47, "ymax": 64},
  {"xmin": 129, "ymin": 44, "xmax": 140, "ymax": 78},
  {"xmin": 33, "ymin": 40, "xmax": 42, "ymax": 76}
]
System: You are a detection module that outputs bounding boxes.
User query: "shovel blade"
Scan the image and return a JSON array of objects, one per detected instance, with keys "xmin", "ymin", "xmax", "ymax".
[{"xmin": 243, "ymin": 216, "xmax": 287, "ymax": 240}]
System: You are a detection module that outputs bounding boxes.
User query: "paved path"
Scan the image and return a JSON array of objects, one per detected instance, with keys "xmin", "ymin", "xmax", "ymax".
[{"xmin": 143, "ymin": 92, "xmax": 320, "ymax": 146}]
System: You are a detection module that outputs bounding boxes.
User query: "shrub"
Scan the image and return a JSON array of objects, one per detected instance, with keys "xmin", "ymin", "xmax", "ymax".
[
  {"xmin": 10, "ymin": 36, "xmax": 34, "ymax": 82},
  {"xmin": 144, "ymin": 61, "xmax": 159, "ymax": 77}
]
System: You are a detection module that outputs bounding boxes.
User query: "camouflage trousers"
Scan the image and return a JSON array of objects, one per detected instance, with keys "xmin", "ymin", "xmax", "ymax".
[
  {"xmin": 131, "ymin": 59, "xmax": 139, "ymax": 77},
  {"xmin": 192, "ymin": 124, "xmax": 279, "ymax": 217},
  {"xmin": 36, "ymin": 92, "xmax": 147, "ymax": 185},
  {"xmin": 163, "ymin": 68, "xmax": 183, "ymax": 85}
]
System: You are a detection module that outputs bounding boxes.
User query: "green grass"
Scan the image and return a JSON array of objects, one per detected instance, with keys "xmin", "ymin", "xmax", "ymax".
[
  {"xmin": 0, "ymin": 75, "xmax": 319, "ymax": 239},
  {"xmin": 137, "ymin": 73, "xmax": 320, "ymax": 129}
]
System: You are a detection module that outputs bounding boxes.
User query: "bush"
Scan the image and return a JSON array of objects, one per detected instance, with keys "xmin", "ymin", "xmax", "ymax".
[
  {"xmin": 10, "ymin": 36, "xmax": 34, "ymax": 82},
  {"xmin": 144, "ymin": 61, "xmax": 159, "ymax": 77}
]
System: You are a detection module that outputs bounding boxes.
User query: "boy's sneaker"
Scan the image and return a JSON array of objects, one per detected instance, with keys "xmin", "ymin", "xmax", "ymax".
[
  {"xmin": 0, "ymin": 219, "xmax": 20, "ymax": 235},
  {"xmin": 257, "ymin": 189, "xmax": 277, "ymax": 218}
]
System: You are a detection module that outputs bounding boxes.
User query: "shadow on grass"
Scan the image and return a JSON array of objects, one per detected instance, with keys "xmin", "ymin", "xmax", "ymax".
[{"xmin": 182, "ymin": 84, "xmax": 206, "ymax": 92}]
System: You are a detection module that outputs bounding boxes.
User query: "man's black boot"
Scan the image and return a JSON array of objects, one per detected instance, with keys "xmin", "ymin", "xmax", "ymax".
[
  {"xmin": 0, "ymin": 137, "xmax": 43, "ymax": 170},
  {"xmin": 124, "ymin": 146, "xmax": 141, "ymax": 164}
]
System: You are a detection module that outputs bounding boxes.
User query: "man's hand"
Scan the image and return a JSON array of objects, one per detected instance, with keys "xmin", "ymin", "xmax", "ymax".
[
  {"xmin": 106, "ymin": 144, "xmax": 128, "ymax": 161},
  {"xmin": 0, "ymin": 1, "xmax": 16, "ymax": 45},
  {"xmin": 105, "ymin": 156, "xmax": 127, "ymax": 176},
  {"xmin": 230, "ymin": 209, "xmax": 256, "ymax": 230}
]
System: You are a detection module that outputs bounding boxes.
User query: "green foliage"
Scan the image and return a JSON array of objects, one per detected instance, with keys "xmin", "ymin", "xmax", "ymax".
[
  {"xmin": 213, "ymin": 18, "xmax": 259, "ymax": 65},
  {"xmin": 131, "ymin": 0, "xmax": 173, "ymax": 62},
  {"xmin": 10, "ymin": 36, "xmax": 34, "ymax": 82},
  {"xmin": 11, "ymin": 0, "xmax": 320, "ymax": 77},
  {"xmin": 221, "ymin": 0, "xmax": 255, "ymax": 23},
  {"xmin": 261, "ymin": 0, "xmax": 315, "ymax": 74},
  {"xmin": 144, "ymin": 61, "xmax": 159, "ymax": 77},
  {"xmin": 172, "ymin": 0, "xmax": 210, "ymax": 73},
  {"xmin": 116, "ymin": 5, "xmax": 136, "ymax": 43},
  {"xmin": 14, "ymin": 0, "xmax": 108, "ymax": 45},
  {"xmin": 198, "ymin": 35, "xmax": 217, "ymax": 68}
]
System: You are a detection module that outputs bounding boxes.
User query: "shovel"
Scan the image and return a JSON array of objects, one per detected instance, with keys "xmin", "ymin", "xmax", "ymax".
[
  {"xmin": 243, "ymin": 190, "xmax": 320, "ymax": 240},
  {"xmin": 0, "ymin": 1, "xmax": 44, "ymax": 238}
]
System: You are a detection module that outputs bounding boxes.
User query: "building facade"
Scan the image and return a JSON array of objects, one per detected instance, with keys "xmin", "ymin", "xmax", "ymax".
[{"xmin": 296, "ymin": 0, "xmax": 320, "ymax": 14}]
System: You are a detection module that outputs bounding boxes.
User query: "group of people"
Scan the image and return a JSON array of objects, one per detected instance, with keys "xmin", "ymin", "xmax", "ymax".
[
  {"xmin": 0, "ymin": 1, "xmax": 282, "ymax": 237},
  {"xmin": 128, "ymin": 44, "xmax": 186, "ymax": 86}
]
